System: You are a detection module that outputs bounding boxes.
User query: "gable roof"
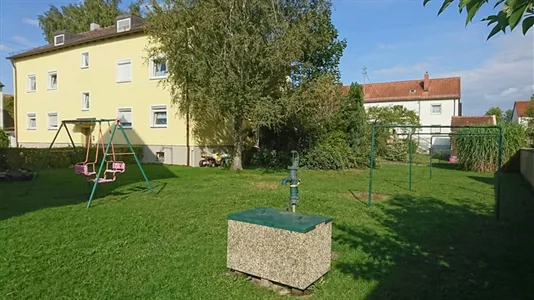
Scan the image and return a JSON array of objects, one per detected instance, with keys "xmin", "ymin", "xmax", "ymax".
[
  {"xmin": 513, "ymin": 101, "xmax": 530, "ymax": 118},
  {"xmin": 450, "ymin": 116, "xmax": 496, "ymax": 131},
  {"xmin": 342, "ymin": 74, "xmax": 461, "ymax": 103},
  {"xmin": 6, "ymin": 19, "xmax": 145, "ymax": 60}
]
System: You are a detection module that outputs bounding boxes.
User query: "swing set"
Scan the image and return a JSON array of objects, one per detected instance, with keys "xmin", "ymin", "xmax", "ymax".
[{"xmin": 25, "ymin": 118, "xmax": 153, "ymax": 208}]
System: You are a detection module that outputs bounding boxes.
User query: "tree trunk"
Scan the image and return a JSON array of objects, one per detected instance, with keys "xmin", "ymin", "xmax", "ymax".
[{"xmin": 231, "ymin": 116, "xmax": 244, "ymax": 170}]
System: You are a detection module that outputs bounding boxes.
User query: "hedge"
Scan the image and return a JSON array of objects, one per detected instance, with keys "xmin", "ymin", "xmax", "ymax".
[{"xmin": 0, "ymin": 146, "xmax": 144, "ymax": 171}]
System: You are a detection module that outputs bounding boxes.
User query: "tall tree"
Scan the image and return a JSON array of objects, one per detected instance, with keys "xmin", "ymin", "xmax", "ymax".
[
  {"xmin": 423, "ymin": 0, "xmax": 534, "ymax": 40},
  {"xmin": 145, "ymin": 0, "xmax": 346, "ymax": 170},
  {"xmin": 503, "ymin": 109, "xmax": 514, "ymax": 123},
  {"xmin": 37, "ymin": 0, "xmax": 140, "ymax": 43},
  {"xmin": 485, "ymin": 106, "xmax": 504, "ymax": 124},
  {"xmin": 342, "ymin": 83, "xmax": 368, "ymax": 158},
  {"xmin": 525, "ymin": 95, "xmax": 534, "ymax": 135}
]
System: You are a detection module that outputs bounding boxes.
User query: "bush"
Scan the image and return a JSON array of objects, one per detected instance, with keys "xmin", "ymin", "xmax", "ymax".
[
  {"xmin": 0, "ymin": 129, "xmax": 8, "ymax": 148},
  {"xmin": 301, "ymin": 131, "xmax": 361, "ymax": 170},
  {"xmin": 0, "ymin": 146, "xmax": 144, "ymax": 171},
  {"xmin": 455, "ymin": 123, "xmax": 528, "ymax": 172}
]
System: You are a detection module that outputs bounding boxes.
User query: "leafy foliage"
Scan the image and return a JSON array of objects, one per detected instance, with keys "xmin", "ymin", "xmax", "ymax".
[
  {"xmin": 485, "ymin": 106, "xmax": 504, "ymax": 124},
  {"xmin": 145, "ymin": 0, "xmax": 346, "ymax": 170},
  {"xmin": 503, "ymin": 109, "xmax": 514, "ymax": 123},
  {"xmin": 454, "ymin": 123, "xmax": 528, "ymax": 172},
  {"xmin": 37, "ymin": 0, "xmax": 140, "ymax": 43},
  {"xmin": 0, "ymin": 129, "xmax": 9, "ymax": 148},
  {"xmin": 341, "ymin": 83, "xmax": 369, "ymax": 163},
  {"xmin": 0, "ymin": 146, "xmax": 143, "ymax": 171},
  {"xmin": 423, "ymin": 0, "xmax": 534, "ymax": 39},
  {"xmin": 525, "ymin": 96, "xmax": 534, "ymax": 136}
]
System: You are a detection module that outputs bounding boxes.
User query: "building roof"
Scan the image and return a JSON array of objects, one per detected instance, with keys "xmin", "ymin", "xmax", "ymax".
[
  {"xmin": 6, "ymin": 19, "xmax": 145, "ymax": 60},
  {"xmin": 513, "ymin": 100, "xmax": 530, "ymax": 117},
  {"xmin": 343, "ymin": 73, "xmax": 461, "ymax": 103},
  {"xmin": 450, "ymin": 116, "xmax": 496, "ymax": 131},
  {"xmin": 0, "ymin": 81, "xmax": 4, "ymax": 88}
]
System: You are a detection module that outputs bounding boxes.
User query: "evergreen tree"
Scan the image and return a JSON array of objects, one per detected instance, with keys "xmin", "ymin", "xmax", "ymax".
[{"xmin": 342, "ymin": 83, "xmax": 368, "ymax": 160}]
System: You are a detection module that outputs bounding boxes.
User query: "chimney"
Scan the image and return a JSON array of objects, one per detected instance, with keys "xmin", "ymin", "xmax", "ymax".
[
  {"xmin": 90, "ymin": 23, "xmax": 100, "ymax": 31},
  {"xmin": 423, "ymin": 72, "xmax": 429, "ymax": 92}
]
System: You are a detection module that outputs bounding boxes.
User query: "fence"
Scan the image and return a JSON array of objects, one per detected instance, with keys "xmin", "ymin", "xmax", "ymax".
[{"xmin": 520, "ymin": 148, "xmax": 534, "ymax": 190}]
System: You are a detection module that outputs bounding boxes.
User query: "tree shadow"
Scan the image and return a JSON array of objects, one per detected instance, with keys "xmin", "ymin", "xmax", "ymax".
[
  {"xmin": 1, "ymin": 125, "xmax": 178, "ymax": 220},
  {"xmin": 334, "ymin": 173, "xmax": 534, "ymax": 299}
]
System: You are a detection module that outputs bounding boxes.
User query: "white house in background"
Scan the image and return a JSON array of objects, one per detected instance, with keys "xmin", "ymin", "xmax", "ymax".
[
  {"xmin": 512, "ymin": 100, "xmax": 531, "ymax": 127},
  {"xmin": 344, "ymin": 72, "xmax": 462, "ymax": 153}
]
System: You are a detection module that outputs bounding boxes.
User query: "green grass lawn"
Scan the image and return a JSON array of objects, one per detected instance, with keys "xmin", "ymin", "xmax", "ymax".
[{"xmin": 1, "ymin": 163, "xmax": 534, "ymax": 299}]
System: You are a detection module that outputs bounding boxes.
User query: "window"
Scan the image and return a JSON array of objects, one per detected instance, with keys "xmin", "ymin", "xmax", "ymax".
[
  {"xmin": 47, "ymin": 71, "xmax": 58, "ymax": 90},
  {"xmin": 431, "ymin": 104, "xmax": 442, "ymax": 115},
  {"xmin": 430, "ymin": 125, "xmax": 441, "ymax": 133},
  {"xmin": 156, "ymin": 151, "xmax": 165, "ymax": 162},
  {"xmin": 149, "ymin": 56, "xmax": 168, "ymax": 79},
  {"xmin": 27, "ymin": 113, "xmax": 36, "ymax": 130},
  {"xmin": 47, "ymin": 112, "xmax": 59, "ymax": 130},
  {"xmin": 117, "ymin": 18, "xmax": 131, "ymax": 32},
  {"xmin": 116, "ymin": 59, "xmax": 132, "ymax": 83},
  {"xmin": 150, "ymin": 105, "xmax": 168, "ymax": 127},
  {"xmin": 117, "ymin": 107, "xmax": 133, "ymax": 129},
  {"xmin": 81, "ymin": 92, "xmax": 90, "ymax": 111},
  {"xmin": 81, "ymin": 52, "xmax": 90, "ymax": 68},
  {"xmin": 54, "ymin": 34, "xmax": 65, "ymax": 46},
  {"xmin": 27, "ymin": 74, "xmax": 36, "ymax": 92}
]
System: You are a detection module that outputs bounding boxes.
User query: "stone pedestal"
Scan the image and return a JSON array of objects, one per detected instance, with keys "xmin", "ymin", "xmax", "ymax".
[{"xmin": 226, "ymin": 207, "xmax": 332, "ymax": 290}]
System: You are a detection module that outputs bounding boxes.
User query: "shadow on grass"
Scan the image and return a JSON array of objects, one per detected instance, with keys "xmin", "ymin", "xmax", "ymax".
[
  {"xmin": 468, "ymin": 176, "xmax": 495, "ymax": 185},
  {"xmin": 334, "ymin": 173, "xmax": 534, "ymax": 299},
  {"xmin": 0, "ymin": 164, "xmax": 177, "ymax": 221}
]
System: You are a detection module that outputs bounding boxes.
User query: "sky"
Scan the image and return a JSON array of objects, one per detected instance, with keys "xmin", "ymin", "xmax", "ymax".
[{"xmin": 0, "ymin": 0, "xmax": 533, "ymax": 116}]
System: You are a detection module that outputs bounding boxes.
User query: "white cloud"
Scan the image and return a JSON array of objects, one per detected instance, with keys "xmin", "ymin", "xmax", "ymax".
[
  {"xmin": 373, "ymin": 62, "xmax": 431, "ymax": 76},
  {"xmin": 22, "ymin": 18, "xmax": 39, "ymax": 27},
  {"xmin": 0, "ymin": 44, "xmax": 14, "ymax": 52},
  {"xmin": 436, "ymin": 30, "xmax": 534, "ymax": 115},
  {"xmin": 11, "ymin": 36, "xmax": 35, "ymax": 48}
]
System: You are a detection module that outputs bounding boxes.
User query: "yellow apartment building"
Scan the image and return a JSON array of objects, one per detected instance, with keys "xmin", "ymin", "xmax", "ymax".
[{"xmin": 7, "ymin": 14, "xmax": 228, "ymax": 166}]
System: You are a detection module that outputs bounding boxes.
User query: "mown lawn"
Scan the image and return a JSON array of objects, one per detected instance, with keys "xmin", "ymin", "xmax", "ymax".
[{"xmin": 1, "ymin": 162, "xmax": 534, "ymax": 299}]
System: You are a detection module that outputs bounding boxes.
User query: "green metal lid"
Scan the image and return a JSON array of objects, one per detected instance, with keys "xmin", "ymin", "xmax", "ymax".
[{"xmin": 227, "ymin": 207, "xmax": 332, "ymax": 233}]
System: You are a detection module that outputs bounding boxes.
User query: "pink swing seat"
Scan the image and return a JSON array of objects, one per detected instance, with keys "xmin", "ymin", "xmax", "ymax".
[
  {"xmin": 75, "ymin": 162, "xmax": 96, "ymax": 176},
  {"xmin": 106, "ymin": 161, "xmax": 126, "ymax": 173}
]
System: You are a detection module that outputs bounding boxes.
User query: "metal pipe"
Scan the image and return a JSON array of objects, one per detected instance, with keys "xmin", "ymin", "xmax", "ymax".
[
  {"xmin": 9, "ymin": 59, "xmax": 18, "ymax": 147},
  {"xmin": 368, "ymin": 126, "xmax": 375, "ymax": 207}
]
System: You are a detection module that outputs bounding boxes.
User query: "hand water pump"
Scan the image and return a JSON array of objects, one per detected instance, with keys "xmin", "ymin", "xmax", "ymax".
[{"xmin": 281, "ymin": 151, "xmax": 300, "ymax": 213}]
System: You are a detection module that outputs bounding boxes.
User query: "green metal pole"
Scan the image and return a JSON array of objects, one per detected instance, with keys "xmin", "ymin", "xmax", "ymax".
[
  {"xmin": 25, "ymin": 122, "xmax": 65, "ymax": 195},
  {"xmin": 429, "ymin": 136, "xmax": 433, "ymax": 180},
  {"xmin": 368, "ymin": 125, "xmax": 375, "ymax": 207},
  {"xmin": 496, "ymin": 128, "xmax": 503, "ymax": 221},
  {"xmin": 409, "ymin": 133, "xmax": 413, "ymax": 191},
  {"xmin": 86, "ymin": 123, "xmax": 118, "ymax": 208},
  {"xmin": 119, "ymin": 124, "xmax": 153, "ymax": 193}
]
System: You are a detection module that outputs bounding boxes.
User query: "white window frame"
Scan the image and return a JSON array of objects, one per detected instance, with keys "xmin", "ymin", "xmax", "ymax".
[
  {"xmin": 116, "ymin": 59, "xmax": 132, "ymax": 83},
  {"xmin": 47, "ymin": 112, "xmax": 59, "ymax": 130},
  {"xmin": 27, "ymin": 74, "xmax": 37, "ymax": 93},
  {"xmin": 27, "ymin": 112, "xmax": 37, "ymax": 130},
  {"xmin": 150, "ymin": 104, "xmax": 168, "ymax": 128},
  {"xmin": 117, "ymin": 107, "xmax": 133, "ymax": 129},
  {"xmin": 81, "ymin": 91, "xmax": 90, "ymax": 111},
  {"xmin": 117, "ymin": 18, "xmax": 131, "ymax": 32},
  {"xmin": 54, "ymin": 34, "xmax": 65, "ymax": 46},
  {"xmin": 431, "ymin": 104, "xmax": 442, "ymax": 115},
  {"xmin": 81, "ymin": 52, "xmax": 90, "ymax": 69},
  {"xmin": 47, "ymin": 70, "xmax": 58, "ymax": 90},
  {"xmin": 149, "ymin": 56, "xmax": 168, "ymax": 80}
]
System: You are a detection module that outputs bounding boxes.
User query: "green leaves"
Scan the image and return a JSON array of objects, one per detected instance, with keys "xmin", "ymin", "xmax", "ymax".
[{"xmin": 423, "ymin": 0, "xmax": 534, "ymax": 39}]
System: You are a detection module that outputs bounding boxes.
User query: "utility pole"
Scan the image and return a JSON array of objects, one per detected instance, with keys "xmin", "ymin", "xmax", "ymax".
[{"xmin": 362, "ymin": 66, "xmax": 367, "ymax": 99}]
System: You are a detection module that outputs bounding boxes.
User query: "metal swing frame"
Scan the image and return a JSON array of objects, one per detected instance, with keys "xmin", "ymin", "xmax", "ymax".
[{"xmin": 25, "ymin": 118, "xmax": 153, "ymax": 208}]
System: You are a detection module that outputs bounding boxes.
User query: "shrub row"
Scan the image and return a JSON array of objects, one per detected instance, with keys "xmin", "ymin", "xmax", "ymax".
[{"xmin": 0, "ymin": 146, "xmax": 144, "ymax": 171}]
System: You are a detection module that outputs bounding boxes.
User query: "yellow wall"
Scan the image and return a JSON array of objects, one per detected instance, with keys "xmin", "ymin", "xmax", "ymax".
[{"xmin": 14, "ymin": 33, "xmax": 195, "ymax": 147}]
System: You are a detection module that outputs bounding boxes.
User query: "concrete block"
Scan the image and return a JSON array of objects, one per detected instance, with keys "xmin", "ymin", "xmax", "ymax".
[{"xmin": 226, "ymin": 207, "xmax": 332, "ymax": 290}]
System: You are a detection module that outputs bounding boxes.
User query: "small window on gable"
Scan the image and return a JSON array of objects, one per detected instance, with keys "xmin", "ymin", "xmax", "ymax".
[
  {"xmin": 149, "ymin": 56, "xmax": 168, "ymax": 79},
  {"xmin": 27, "ymin": 74, "xmax": 36, "ymax": 92},
  {"xmin": 117, "ymin": 18, "xmax": 131, "ymax": 32},
  {"xmin": 27, "ymin": 113, "xmax": 37, "ymax": 130},
  {"xmin": 431, "ymin": 104, "xmax": 442, "ymax": 115},
  {"xmin": 409, "ymin": 89, "xmax": 416, "ymax": 93},
  {"xmin": 81, "ymin": 52, "xmax": 90, "ymax": 68},
  {"xmin": 47, "ymin": 71, "xmax": 58, "ymax": 90},
  {"xmin": 54, "ymin": 34, "xmax": 65, "ymax": 46},
  {"xmin": 81, "ymin": 92, "xmax": 90, "ymax": 111},
  {"xmin": 47, "ymin": 112, "xmax": 59, "ymax": 130}
]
